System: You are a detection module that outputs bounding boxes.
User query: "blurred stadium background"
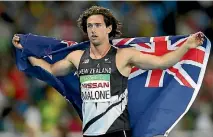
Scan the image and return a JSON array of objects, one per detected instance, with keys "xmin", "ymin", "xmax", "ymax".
[{"xmin": 0, "ymin": 1, "xmax": 213, "ymax": 137}]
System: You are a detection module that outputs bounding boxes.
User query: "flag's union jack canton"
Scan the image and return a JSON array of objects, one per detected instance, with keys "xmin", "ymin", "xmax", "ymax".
[
  {"xmin": 16, "ymin": 34, "xmax": 211, "ymax": 137},
  {"xmin": 112, "ymin": 36, "xmax": 205, "ymax": 88}
]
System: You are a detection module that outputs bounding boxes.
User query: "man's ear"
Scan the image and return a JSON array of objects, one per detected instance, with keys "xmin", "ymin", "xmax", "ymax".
[{"xmin": 107, "ymin": 25, "xmax": 112, "ymax": 34}]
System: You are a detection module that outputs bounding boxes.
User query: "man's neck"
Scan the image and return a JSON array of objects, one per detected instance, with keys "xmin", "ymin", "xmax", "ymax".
[{"xmin": 90, "ymin": 42, "xmax": 111, "ymax": 59}]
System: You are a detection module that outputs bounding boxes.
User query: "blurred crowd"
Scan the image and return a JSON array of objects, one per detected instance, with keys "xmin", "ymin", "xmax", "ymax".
[{"xmin": 0, "ymin": 1, "xmax": 213, "ymax": 137}]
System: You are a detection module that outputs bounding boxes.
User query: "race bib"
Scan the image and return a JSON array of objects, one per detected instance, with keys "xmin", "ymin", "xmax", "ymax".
[{"xmin": 80, "ymin": 74, "xmax": 111, "ymax": 102}]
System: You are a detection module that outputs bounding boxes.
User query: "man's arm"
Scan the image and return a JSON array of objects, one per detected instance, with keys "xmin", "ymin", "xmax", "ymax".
[
  {"xmin": 12, "ymin": 34, "xmax": 79, "ymax": 76},
  {"xmin": 28, "ymin": 56, "xmax": 75, "ymax": 76},
  {"xmin": 126, "ymin": 32, "xmax": 204, "ymax": 70}
]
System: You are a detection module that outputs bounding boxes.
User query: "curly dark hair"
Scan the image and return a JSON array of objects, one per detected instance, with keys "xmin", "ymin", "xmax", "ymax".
[{"xmin": 77, "ymin": 6, "xmax": 122, "ymax": 38}]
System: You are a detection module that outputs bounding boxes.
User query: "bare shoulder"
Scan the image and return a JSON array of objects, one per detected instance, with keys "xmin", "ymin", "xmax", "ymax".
[
  {"xmin": 116, "ymin": 47, "xmax": 136, "ymax": 66},
  {"xmin": 116, "ymin": 47, "xmax": 135, "ymax": 77},
  {"xmin": 117, "ymin": 47, "xmax": 136, "ymax": 59},
  {"xmin": 117, "ymin": 47, "xmax": 144, "ymax": 67},
  {"xmin": 117, "ymin": 47, "xmax": 136, "ymax": 53},
  {"xmin": 67, "ymin": 50, "xmax": 84, "ymax": 59},
  {"xmin": 66, "ymin": 50, "xmax": 85, "ymax": 68}
]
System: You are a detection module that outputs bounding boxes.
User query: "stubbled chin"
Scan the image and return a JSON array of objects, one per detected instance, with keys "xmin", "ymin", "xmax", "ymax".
[{"xmin": 91, "ymin": 41, "xmax": 101, "ymax": 46}]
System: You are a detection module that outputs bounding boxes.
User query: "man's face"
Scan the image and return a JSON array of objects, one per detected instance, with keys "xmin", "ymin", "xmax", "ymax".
[{"xmin": 87, "ymin": 15, "xmax": 111, "ymax": 46}]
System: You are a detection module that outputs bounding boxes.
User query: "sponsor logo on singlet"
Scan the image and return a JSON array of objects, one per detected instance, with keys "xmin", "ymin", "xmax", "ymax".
[{"xmin": 80, "ymin": 74, "xmax": 111, "ymax": 102}]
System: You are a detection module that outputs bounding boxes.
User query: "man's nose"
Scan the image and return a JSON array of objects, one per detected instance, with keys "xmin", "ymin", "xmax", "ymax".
[{"xmin": 91, "ymin": 27, "xmax": 96, "ymax": 33}]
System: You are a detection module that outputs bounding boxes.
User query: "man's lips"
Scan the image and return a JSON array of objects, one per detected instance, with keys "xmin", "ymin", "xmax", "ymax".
[{"xmin": 91, "ymin": 35, "xmax": 98, "ymax": 39}]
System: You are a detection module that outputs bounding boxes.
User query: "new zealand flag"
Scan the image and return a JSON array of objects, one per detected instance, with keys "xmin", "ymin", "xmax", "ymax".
[{"xmin": 15, "ymin": 33, "xmax": 211, "ymax": 137}]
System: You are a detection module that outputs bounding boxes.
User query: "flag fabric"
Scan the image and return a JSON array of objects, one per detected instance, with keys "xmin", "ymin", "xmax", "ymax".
[{"xmin": 15, "ymin": 33, "xmax": 211, "ymax": 137}]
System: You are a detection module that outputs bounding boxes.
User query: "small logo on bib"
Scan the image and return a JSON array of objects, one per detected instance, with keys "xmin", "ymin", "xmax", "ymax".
[
  {"xmin": 104, "ymin": 58, "xmax": 111, "ymax": 63},
  {"xmin": 83, "ymin": 59, "xmax": 89, "ymax": 64},
  {"xmin": 105, "ymin": 58, "xmax": 109, "ymax": 61}
]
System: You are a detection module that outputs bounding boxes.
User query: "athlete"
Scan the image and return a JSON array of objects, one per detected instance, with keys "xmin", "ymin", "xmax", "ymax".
[{"xmin": 12, "ymin": 6, "xmax": 204, "ymax": 137}]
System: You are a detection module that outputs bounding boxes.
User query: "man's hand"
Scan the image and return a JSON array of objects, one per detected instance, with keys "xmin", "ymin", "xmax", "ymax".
[
  {"xmin": 185, "ymin": 31, "xmax": 205, "ymax": 49},
  {"xmin": 12, "ymin": 34, "xmax": 23, "ymax": 49}
]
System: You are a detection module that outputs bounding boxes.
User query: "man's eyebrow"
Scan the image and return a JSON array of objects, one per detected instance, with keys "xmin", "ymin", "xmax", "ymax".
[{"xmin": 87, "ymin": 23, "xmax": 102, "ymax": 24}]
